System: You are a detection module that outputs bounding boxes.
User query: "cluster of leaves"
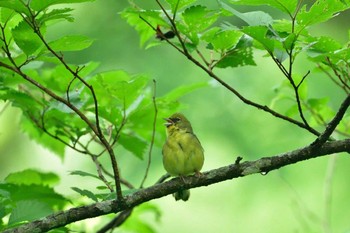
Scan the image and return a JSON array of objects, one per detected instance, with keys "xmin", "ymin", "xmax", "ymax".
[
  {"xmin": 0, "ymin": 0, "xmax": 208, "ymax": 231},
  {"xmin": 123, "ymin": 0, "xmax": 350, "ymax": 136}
]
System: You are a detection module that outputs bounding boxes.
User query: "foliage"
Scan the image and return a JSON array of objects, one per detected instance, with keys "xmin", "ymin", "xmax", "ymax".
[{"xmin": 0, "ymin": 0, "xmax": 350, "ymax": 232}]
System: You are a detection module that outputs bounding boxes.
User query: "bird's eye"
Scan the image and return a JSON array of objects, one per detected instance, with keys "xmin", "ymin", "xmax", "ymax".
[{"xmin": 171, "ymin": 117, "xmax": 181, "ymax": 123}]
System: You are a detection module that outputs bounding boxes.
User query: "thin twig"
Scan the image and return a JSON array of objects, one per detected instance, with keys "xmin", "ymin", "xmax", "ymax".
[
  {"xmin": 96, "ymin": 209, "xmax": 133, "ymax": 233},
  {"xmin": 140, "ymin": 79, "xmax": 158, "ymax": 188}
]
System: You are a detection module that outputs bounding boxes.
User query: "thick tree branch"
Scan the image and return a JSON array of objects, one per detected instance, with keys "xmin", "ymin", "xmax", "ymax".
[{"xmin": 4, "ymin": 139, "xmax": 350, "ymax": 233}]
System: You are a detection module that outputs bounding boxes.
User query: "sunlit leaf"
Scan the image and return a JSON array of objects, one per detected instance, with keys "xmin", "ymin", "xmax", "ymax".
[
  {"xmin": 70, "ymin": 170, "xmax": 100, "ymax": 180},
  {"xmin": 202, "ymin": 27, "xmax": 243, "ymax": 51},
  {"xmin": 12, "ymin": 20, "xmax": 44, "ymax": 55},
  {"xmin": 5, "ymin": 169, "xmax": 59, "ymax": 187},
  {"xmin": 30, "ymin": 0, "xmax": 95, "ymax": 12},
  {"xmin": 119, "ymin": 133, "xmax": 148, "ymax": 159},
  {"xmin": 165, "ymin": 0, "xmax": 197, "ymax": 12},
  {"xmin": 8, "ymin": 200, "xmax": 53, "ymax": 225},
  {"xmin": 297, "ymin": 0, "xmax": 350, "ymax": 27},
  {"xmin": 48, "ymin": 35, "xmax": 93, "ymax": 52},
  {"xmin": 71, "ymin": 187, "xmax": 98, "ymax": 202},
  {"xmin": 121, "ymin": 8, "xmax": 167, "ymax": 47},
  {"xmin": 182, "ymin": 5, "xmax": 218, "ymax": 32},
  {"xmin": 220, "ymin": 1, "xmax": 273, "ymax": 26},
  {"xmin": 229, "ymin": 0, "xmax": 298, "ymax": 15},
  {"xmin": 38, "ymin": 8, "xmax": 75, "ymax": 25},
  {"xmin": 0, "ymin": 0, "xmax": 30, "ymax": 14}
]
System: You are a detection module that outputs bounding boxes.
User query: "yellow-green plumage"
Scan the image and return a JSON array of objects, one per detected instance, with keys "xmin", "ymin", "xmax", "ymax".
[{"xmin": 162, "ymin": 113, "xmax": 204, "ymax": 201}]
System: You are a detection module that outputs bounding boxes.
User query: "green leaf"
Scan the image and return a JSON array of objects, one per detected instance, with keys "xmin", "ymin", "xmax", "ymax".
[
  {"xmin": 0, "ymin": 88, "xmax": 40, "ymax": 112},
  {"xmin": 307, "ymin": 36, "xmax": 342, "ymax": 58},
  {"xmin": 5, "ymin": 169, "xmax": 59, "ymax": 187},
  {"xmin": 0, "ymin": 183, "xmax": 68, "ymax": 209},
  {"xmin": 241, "ymin": 25, "xmax": 275, "ymax": 52},
  {"xmin": 30, "ymin": 0, "xmax": 95, "ymax": 12},
  {"xmin": 89, "ymin": 70, "xmax": 150, "ymax": 109},
  {"xmin": 20, "ymin": 116, "xmax": 66, "ymax": 159},
  {"xmin": 12, "ymin": 20, "xmax": 44, "ymax": 55},
  {"xmin": 202, "ymin": 27, "xmax": 243, "ymax": 51},
  {"xmin": 216, "ymin": 46, "xmax": 256, "ymax": 68},
  {"xmin": 121, "ymin": 203, "xmax": 161, "ymax": 233},
  {"xmin": 121, "ymin": 8, "xmax": 167, "ymax": 47},
  {"xmin": 0, "ymin": 0, "xmax": 30, "ymax": 14},
  {"xmin": 220, "ymin": 2, "xmax": 273, "ymax": 26},
  {"xmin": 181, "ymin": 5, "xmax": 219, "ymax": 45},
  {"xmin": 160, "ymin": 81, "xmax": 209, "ymax": 101},
  {"xmin": 297, "ymin": 0, "xmax": 350, "ymax": 27},
  {"xmin": 8, "ymin": 200, "xmax": 53, "ymax": 225},
  {"xmin": 165, "ymin": 0, "xmax": 197, "ymax": 12},
  {"xmin": 0, "ymin": 7, "xmax": 16, "ymax": 23},
  {"xmin": 38, "ymin": 8, "xmax": 75, "ymax": 25},
  {"xmin": 119, "ymin": 133, "xmax": 148, "ymax": 159},
  {"xmin": 69, "ymin": 170, "xmax": 100, "ymax": 180},
  {"xmin": 229, "ymin": 0, "xmax": 298, "ymax": 15},
  {"xmin": 182, "ymin": 5, "xmax": 218, "ymax": 32},
  {"xmin": 307, "ymin": 97, "xmax": 329, "ymax": 111},
  {"xmin": 48, "ymin": 35, "xmax": 94, "ymax": 51},
  {"xmin": 71, "ymin": 187, "xmax": 98, "ymax": 202}
]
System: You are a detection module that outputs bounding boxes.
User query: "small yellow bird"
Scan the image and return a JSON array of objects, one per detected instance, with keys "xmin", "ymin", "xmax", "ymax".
[{"xmin": 162, "ymin": 113, "xmax": 204, "ymax": 201}]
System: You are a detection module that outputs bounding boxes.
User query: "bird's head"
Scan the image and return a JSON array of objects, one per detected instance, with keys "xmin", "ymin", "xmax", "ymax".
[{"xmin": 164, "ymin": 113, "xmax": 193, "ymax": 134}]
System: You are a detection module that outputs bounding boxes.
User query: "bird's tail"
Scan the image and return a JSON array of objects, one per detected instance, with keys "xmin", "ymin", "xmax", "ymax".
[{"xmin": 174, "ymin": 189, "xmax": 190, "ymax": 201}]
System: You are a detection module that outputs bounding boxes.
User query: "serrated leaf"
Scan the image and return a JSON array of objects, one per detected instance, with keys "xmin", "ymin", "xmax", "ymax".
[
  {"xmin": 202, "ymin": 27, "xmax": 243, "ymax": 51},
  {"xmin": 70, "ymin": 170, "xmax": 100, "ymax": 180},
  {"xmin": 220, "ymin": 2, "xmax": 273, "ymax": 26},
  {"xmin": 182, "ymin": 5, "xmax": 218, "ymax": 32},
  {"xmin": 0, "ymin": 0, "xmax": 30, "ymax": 14},
  {"xmin": 165, "ymin": 0, "xmax": 197, "ymax": 12},
  {"xmin": 30, "ymin": 0, "xmax": 95, "ymax": 12},
  {"xmin": 5, "ymin": 169, "xmax": 59, "ymax": 187},
  {"xmin": 121, "ymin": 8, "xmax": 167, "ymax": 47},
  {"xmin": 8, "ymin": 200, "xmax": 53, "ymax": 225},
  {"xmin": 242, "ymin": 25, "xmax": 275, "ymax": 52},
  {"xmin": 38, "ymin": 8, "xmax": 75, "ymax": 25},
  {"xmin": 20, "ymin": 117, "xmax": 66, "ymax": 159},
  {"xmin": 0, "ymin": 88, "xmax": 40, "ymax": 111},
  {"xmin": 12, "ymin": 20, "xmax": 44, "ymax": 55},
  {"xmin": 90, "ymin": 70, "xmax": 149, "ymax": 109},
  {"xmin": 297, "ymin": 0, "xmax": 349, "ymax": 27},
  {"xmin": 216, "ymin": 46, "xmax": 256, "ymax": 68},
  {"xmin": 71, "ymin": 187, "xmax": 98, "ymax": 202},
  {"xmin": 0, "ymin": 183, "xmax": 68, "ymax": 209},
  {"xmin": 48, "ymin": 35, "xmax": 93, "ymax": 51},
  {"xmin": 229, "ymin": 0, "xmax": 298, "ymax": 15},
  {"xmin": 119, "ymin": 133, "xmax": 148, "ymax": 159}
]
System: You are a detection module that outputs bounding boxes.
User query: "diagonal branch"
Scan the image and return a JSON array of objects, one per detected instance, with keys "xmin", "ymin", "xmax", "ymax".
[
  {"xmin": 4, "ymin": 139, "xmax": 350, "ymax": 233},
  {"xmin": 311, "ymin": 94, "xmax": 350, "ymax": 147}
]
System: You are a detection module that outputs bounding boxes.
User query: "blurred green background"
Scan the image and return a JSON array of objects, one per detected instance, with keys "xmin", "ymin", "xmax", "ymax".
[{"xmin": 0, "ymin": 0, "xmax": 350, "ymax": 232}]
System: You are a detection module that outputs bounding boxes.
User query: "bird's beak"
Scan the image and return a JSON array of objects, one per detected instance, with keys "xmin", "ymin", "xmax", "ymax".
[{"xmin": 163, "ymin": 118, "xmax": 173, "ymax": 127}]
